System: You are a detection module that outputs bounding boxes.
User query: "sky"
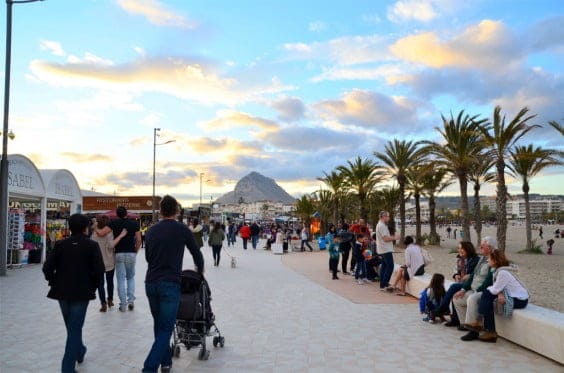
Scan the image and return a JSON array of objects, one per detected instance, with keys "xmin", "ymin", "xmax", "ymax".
[{"xmin": 2, "ymin": 0, "xmax": 563, "ymax": 207}]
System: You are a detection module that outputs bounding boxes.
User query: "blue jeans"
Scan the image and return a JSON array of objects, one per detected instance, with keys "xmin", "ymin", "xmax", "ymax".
[
  {"xmin": 379, "ymin": 252, "xmax": 394, "ymax": 288},
  {"xmin": 354, "ymin": 258, "xmax": 367, "ymax": 280},
  {"xmin": 143, "ymin": 281, "xmax": 181, "ymax": 372},
  {"xmin": 479, "ymin": 289, "xmax": 528, "ymax": 331},
  {"xmin": 434, "ymin": 282, "xmax": 463, "ymax": 322},
  {"xmin": 251, "ymin": 235, "xmax": 259, "ymax": 249},
  {"xmin": 115, "ymin": 253, "xmax": 136, "ymax": 307},
  {"xmin": 58, "ymin": 300, "xmax": 88, "ymax": 373},
  {"xmin": 301, "ymin": 240, "xmax": 313, "ymax": 251}
]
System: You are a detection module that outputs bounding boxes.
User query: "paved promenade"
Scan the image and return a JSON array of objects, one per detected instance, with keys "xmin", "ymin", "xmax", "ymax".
[{"xmin": 1, "ymin": 240, "xmax": 562, "ymax": 372}]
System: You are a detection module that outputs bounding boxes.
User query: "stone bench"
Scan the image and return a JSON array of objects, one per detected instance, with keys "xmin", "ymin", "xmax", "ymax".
[{"xmin": 395, "ymin": 265, "xmax": 564, "ymax": 364}]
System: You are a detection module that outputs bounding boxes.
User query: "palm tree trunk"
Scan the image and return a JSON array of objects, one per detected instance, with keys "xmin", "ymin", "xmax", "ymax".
[
  {"xmin": 399, "ymin": 181, "xmax": 406, "ymax": 242},
  {"xmin": 474, "ymin": 182, "xmax": 483, "ymax": 248},
  {"xmin": 415, "ymin": 193, "xmax": 422, "ymax": 244},
  {"xmin": 458, "ymin": 174, "xmax": 471, "ymax": 242},
  {"xmin": 524, "ymin": 182, "xmax": 532, "ymax": 250},
  {"xmin": 359, "ymin": 195, "xmax": 367, "ymax": 221},
  {"xmin": 496, "ymin": 160, "xmax": 507, "ymax": 252},
  {"xmin": 429, "ymin": 195, "xmax": 438, "ymax": 244}
]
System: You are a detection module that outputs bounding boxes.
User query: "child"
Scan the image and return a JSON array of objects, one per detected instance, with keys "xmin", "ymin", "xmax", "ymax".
[
  {"xmin": 328, "ymin": 234, "xmax": 341, "ymax": 280},
  {"xmin": 353, "ymin": 234, "xmax": 368, "ymax": 285},
  {"xmin": 423, "ymin": 273, "xmax": 446, "ymax": 323}
]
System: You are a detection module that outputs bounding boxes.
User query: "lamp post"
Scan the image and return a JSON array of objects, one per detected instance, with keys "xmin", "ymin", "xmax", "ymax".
[
  {"xmin": 151, "ymin": 128, "xmax": 175, "ymax": 223},
  {"xmin": 1, "ymin": 0, "xmax": 45, "ymax": 277}
]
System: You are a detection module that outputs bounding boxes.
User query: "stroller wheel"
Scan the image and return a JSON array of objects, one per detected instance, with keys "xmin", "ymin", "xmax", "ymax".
[
  {"xmin": 173, "ymin": 345, "xmax": 181, "ymax": 358},
  {"xmin": 219, "ymin": 336, "xmax": 225, "ymax": 348},
  {"xmin": 212, "ymin": 337, "xmax": 219, "ymax": 347},
  {"xmin": 198, "ymin": 348, "xmax": 210, "ymax": 360}
]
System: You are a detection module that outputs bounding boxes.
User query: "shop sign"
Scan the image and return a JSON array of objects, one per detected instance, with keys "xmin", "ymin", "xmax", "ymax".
[
  {"xmin": 7, "ymin": 156, "xmax": 44, "ymax": 194},
  {"xmin": 82, "ymin": 196, "xmax": 159, "ymax": 211},
  {"xmin": 47, "ymin": 200, "xmax": 71, "ymax": 211},
  {"xmin": 9, "ymin": 200, "xmax": 41, "ymax": 210},
  {"xmin": 43, "ymin": 171, "xmax": 81, "ymax": 200}
]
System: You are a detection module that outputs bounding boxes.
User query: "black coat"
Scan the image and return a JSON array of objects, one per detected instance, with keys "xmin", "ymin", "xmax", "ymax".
[{"xmin": 43, "ymin": 234, "xmax": 105, "ymax": 301}]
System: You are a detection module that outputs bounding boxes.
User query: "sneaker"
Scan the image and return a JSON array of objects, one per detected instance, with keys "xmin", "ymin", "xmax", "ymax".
[
  {"xmin": 356, "ymin": 279, "xmax": 364, "ymax": 285},
  {"xmin": 385, "ymin": 286, "xmax": 395, "ymax": 293},
  {"xmin": 161, "ymin": 365, "xmax": 172, "ymax": 372},
  {"xmin": 128, "ymin": 302, "xmax": 134, "ymax": 311},
  {"xmin": 444, "ymin": 320, "xmax": 460, "ymax": 327},
  {"xmin": 342, "ymin": 272, "xmax": 350, "ymax": 275},
  {"xmin": 119, "ymin": 305, "xmax": 127, "ymax": 312},
  {"xmin": 422, "ymin": 316, "xmax": 430, "ymax": 322},
  {"xmin": 363, "ymin": 278, "xmax": 370, "ymax": 283}
]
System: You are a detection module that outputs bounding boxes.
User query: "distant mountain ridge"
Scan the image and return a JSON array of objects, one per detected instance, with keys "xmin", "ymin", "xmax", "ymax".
[{"xmin": 214, "ymin": 171, "xmax": 296, "ymax": 204}]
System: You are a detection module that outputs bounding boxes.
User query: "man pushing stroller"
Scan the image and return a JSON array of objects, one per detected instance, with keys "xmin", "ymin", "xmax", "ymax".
[{"xmin": 142, "ymin": 195, "xmax": 204, "ymax": 373}]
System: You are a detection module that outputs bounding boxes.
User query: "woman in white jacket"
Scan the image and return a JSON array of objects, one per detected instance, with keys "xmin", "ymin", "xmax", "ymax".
[{"xmin": 464, "ymin": 249, "xmax": 529, "ymax": 343}]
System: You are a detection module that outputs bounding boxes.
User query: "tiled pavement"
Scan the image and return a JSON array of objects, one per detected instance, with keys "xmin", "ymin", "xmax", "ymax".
[{"xmin": 1, "ymin": 240, "xmax": 562, "ymax": 372}]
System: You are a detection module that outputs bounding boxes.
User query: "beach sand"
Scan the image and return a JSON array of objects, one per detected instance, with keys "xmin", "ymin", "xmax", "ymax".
[{"xmin": 401, "ymin": 224, "xmax": 564, "ymax": 313}]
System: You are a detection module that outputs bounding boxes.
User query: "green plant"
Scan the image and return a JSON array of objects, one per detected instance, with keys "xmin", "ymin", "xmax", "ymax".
[{"xmin": 518, "ymin": 239, "xmax": 544, "ymax": 254}]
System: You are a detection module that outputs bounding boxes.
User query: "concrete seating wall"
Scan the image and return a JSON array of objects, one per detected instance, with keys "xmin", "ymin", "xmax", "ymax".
[{"xmin": 394, "ymin": 265, "xmax": 564, "ymax": 364}]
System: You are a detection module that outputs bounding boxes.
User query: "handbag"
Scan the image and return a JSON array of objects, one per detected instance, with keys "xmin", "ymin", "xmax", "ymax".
[{"xmin": 421, "ymin": 248, "xmax": 433, "ymax": 265}]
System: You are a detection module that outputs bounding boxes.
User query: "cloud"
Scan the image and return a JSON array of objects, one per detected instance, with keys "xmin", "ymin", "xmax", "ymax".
[
  {"xmin": 116, "ymin": 0, "xmax": 197, "ymax": 29},
  {"xmin": 390, "ymin": 20, "xmax": 521, "ymax": 70},
  {"xmin": 283, "ymin": 35, "xmax": 391, "ymax": 65},
  {"xmin": 29, "ymin": 56, "xmax": 287, "ymax": 106},
  {"xmin": 201, "ymin": 110, "xmax": 279, "ymax": 132},
  {"xmin": 314, "ymin": 89, "xmax": 419, "ymax": 130},
  {"xmin": 526, "ymin": 16, "xmax": 564, "ymax": 53},
  {"xmin": 271, "ymin": 97, "xmax": 305, "ymax": 122},
  {"xmin": 387, "ymin": 0, "xmax": 438, "ymax": 23},
  {"xmin": 61, "ymin": 152, "xmax": 113, "ymax": 163},
  {"xmin": 309, "ymin": 21, "xmax": 326, "ymax": 32},
  {"xmin": 311, "ymin": 64, "xmax": 405, "ymax": 82},
  {"xmin": 39, "ymin": 40, "xmax": 65, "ymax": 56}
]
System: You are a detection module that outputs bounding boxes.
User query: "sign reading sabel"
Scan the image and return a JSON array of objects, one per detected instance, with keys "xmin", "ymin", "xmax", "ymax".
[{"xmin": 7, "ymin": 155, "xmax": 46, "ymax": 195}]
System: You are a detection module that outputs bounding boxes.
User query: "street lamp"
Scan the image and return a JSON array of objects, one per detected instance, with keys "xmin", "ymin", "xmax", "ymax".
[
  {"xmin": 152, "ymin": 128, "xmax": 175, "ymax": 223},
  {"xmin": 1, "ymin": 0, "xmax": 45, "ymax": 277}
]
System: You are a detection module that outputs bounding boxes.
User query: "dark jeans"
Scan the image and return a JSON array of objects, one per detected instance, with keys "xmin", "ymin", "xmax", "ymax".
[
  {"xmin": 479, "ymin": 290, "xmax": 528, "ymax": 331},
  {"xmin": 329, "ymin": 257, "xmax": 339, "ymax": 277},
  {"xmin": 434, "ymin": 282, "xmax": 463, "ymax": 323},
  {"xmin": 340, "ymin": 249, "xmax": 350, "ymax": 273},
  {"xmin": 251, "ymin": 235, "xmax": 259, "ymax": 249},
  {"xmin": 143, "ymin": 281, "xmax": 181, "ymax": 372},
  {"xmin": 212, "ymin": 245, "xmax": 222, "ymax": 265},
  {"xmin": 301, "ymin": 239, "xmax": 313, "ymax": 251},
  {"xmin": 97, "ymin": 269, "xmax": 115, "ymax": 305},
  {"xmin": 242, "ymin": 238, "xmax": 249, "ymax": 250},
  {"xmin": 379, "ymin": 252, "xmax": 394, "ymax": 288},
  {"xmin": 58, "ymin": 300, "xmax": 88, "ymax": 373}
]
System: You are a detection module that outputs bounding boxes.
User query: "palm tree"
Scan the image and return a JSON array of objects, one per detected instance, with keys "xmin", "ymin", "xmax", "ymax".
[
  {"xmin": 374, "ymin": 139, "xmax": 424, "ymax": 243},
  {"xmin": 509, "ymin": 145, "xmax": 562, "ymax": 250},
  {"xmin": 423, "ymin": 110, "xmax": 488, "ymax": 243},
  {"xmin": 480, "ymin": 106, "xmax": 539, "ymax": 252},
  {"xmin": 317, "ymin": 170, "xmax": 345, "ymax": 224},
  {"xmin": 467, "ymin": 152, "xmax": 496, "ymax": 247},
  {"xmin": 374, "ymin": 186, "xmax": 402, "ymax": 234},
  {"xmin": 295, "ymin": 194, "xmax": 315, "ymax": 226},
  {"xmin": 548, "ymin": 120, "xmax": 564, "ymax": 136},
  {"xmin": 337, "ymin": 156, "xmax": 384, "ymax": 221},
  {"xmin": 421, "ymin": 166, "xmax": 454, "ymax": 245},
  {"xmin": 406, "ymin": 163, "xmax": 431, "ymax": 244}
]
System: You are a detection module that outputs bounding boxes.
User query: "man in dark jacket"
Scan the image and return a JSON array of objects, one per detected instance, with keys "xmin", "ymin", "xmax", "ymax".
[
  {"xmin": 142, "ymin": 195, "xmax": 204, "ymax": 373},
  {"xmin": 43, "ymin": 213, "xmax": 105, "ymax": 373},
  {"xmin": 250, "ymin": 221, "xmax": 261, "ymax": 250}
]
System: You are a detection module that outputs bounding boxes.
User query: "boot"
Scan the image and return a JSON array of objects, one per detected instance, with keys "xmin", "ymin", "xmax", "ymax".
[
  {"xmin": 479, "ymin": 331, "xmax": 498, "ymax": 343},
  {"xmin": 99, "ymin": 303, "xmax": 107, "ymax": 312},
  {"xmin": 463, "ymin": 320, "xmax": 484, "ymax": 332},
  {"xmin": 107, "ymin": 299, "xmax": 114, "ymax": 307}
]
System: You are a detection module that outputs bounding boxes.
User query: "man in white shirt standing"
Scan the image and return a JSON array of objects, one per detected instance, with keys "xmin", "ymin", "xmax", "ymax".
[{"xmin": 376, "ymin": 211, "xmax": 400, "ymax": 290}]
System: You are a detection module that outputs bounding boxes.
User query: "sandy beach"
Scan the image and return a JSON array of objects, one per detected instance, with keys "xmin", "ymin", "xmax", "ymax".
[{"xmin": 400, "ymin": 224, "xmax": 564, "ymax": 313}]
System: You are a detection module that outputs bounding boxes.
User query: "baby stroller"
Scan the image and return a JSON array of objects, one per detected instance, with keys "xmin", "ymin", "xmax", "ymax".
[{"xmin": 171, "ymin": 269, "xmax": 225, "ymax": 361}]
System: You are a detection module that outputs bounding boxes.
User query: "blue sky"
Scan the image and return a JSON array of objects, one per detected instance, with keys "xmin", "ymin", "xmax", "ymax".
[{"xmin": 2, "ymin": 0, "xmax": 563, "ymax": 207}]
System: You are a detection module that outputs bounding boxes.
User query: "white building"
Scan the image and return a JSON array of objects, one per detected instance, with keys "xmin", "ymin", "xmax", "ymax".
[{"xmin": 480, "ymin": 196, "xmax": 561, "ymax": 219}]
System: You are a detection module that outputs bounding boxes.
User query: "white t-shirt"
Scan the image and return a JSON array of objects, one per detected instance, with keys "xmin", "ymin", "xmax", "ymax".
[
  {"xmin": 405, "ymin": 244, "xmax": 425, "ymax": 278},
  {"xmin": 376, "ymin": 221, "xmax": 393, "ymax": 254}
]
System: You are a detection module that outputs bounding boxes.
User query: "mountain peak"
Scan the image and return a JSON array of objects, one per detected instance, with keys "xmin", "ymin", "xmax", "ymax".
[{"xmin": 215, "ymin": 171, "xmax": 295, "ymax": 204}]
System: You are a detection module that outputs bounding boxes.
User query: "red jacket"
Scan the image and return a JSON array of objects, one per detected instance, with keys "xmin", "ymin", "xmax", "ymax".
[{"xmin": 240, "ymin": 225, "xmax": 251, "ymax": 239}]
